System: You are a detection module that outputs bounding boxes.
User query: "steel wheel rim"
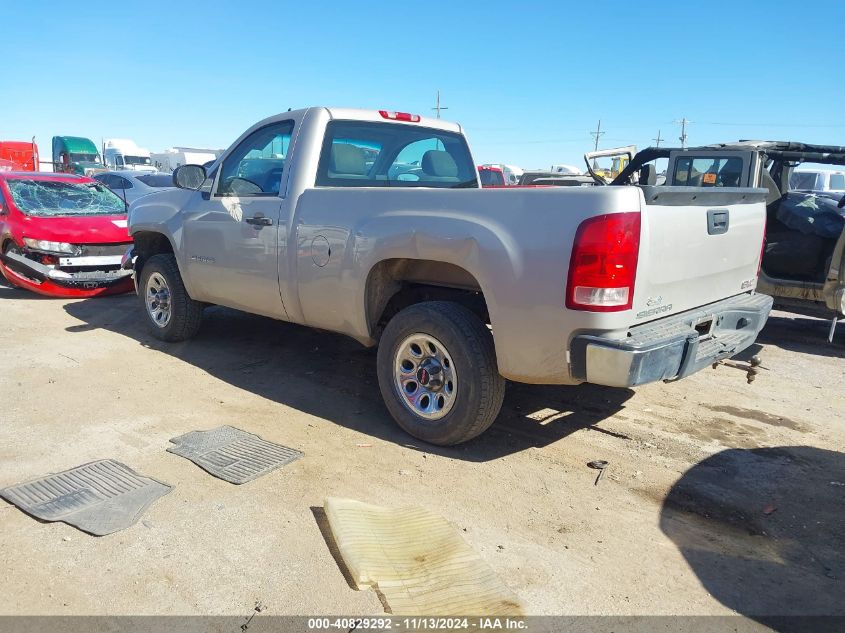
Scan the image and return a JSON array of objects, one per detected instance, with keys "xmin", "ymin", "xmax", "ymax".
[
  {"xmin": 393, "ymin": 333, "xmax": 457, "ymax": 421},
  {"xmin": 145, "ymin": 272, "xmax": 172, "ymax": 328}
]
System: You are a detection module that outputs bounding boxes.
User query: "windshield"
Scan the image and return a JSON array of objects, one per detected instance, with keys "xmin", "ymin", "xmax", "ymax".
[
  {"xmin": 69, "ymin": 153, "xmax": 101, "ymax": 164},
  {"xmin": 479, "ymin": 169, "xmax": 505, "ymax": 186},
  {"xmin": 6, "ymin": 179, "xmax": 126, "ymax": 217},
  {"xmin": 136, "ymin": 174, "xmax": 174, "ymax": 187},
  {"xmin": 316, "ymin": 121, "xmax": 478, "ymax": 188},
  {"xmin": 124, "ymin": 155, "xmax": 152, "ymax": 166}
]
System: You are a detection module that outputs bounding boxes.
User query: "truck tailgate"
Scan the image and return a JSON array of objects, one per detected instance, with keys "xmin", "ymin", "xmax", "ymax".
[{"xmin": 633, "ymin": 186, "xmax": 767, "ymax": 323}]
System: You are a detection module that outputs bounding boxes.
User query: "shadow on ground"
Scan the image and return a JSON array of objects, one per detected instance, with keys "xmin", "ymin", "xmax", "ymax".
[
  {"xmin": 63, "ymin": 297, "xmax": 634, "ymax": 461},
  {"xmin": 661, "ymin": 445, "xmax": 844, "ymax": 623},
  {"xmin": 758, "ymin": 312, "xmax": 845, "ymax": 359}
]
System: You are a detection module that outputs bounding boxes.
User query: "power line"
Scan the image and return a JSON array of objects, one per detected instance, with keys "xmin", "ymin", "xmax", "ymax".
[{"xmin": 698, "ymin": 121, "xmax": 845, "ymax": 128}]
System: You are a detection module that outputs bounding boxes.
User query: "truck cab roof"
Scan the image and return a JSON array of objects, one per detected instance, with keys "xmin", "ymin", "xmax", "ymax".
[
  {"xmin": 52, "ymin": 136, "xmax": 99, "ymax": 153},
  {"xmin": 253, "ymin": 107, "xmax": 463, "ymax": 135}
]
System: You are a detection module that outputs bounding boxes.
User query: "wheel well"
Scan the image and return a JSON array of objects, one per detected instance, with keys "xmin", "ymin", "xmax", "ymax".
[
  {"xmin": 366, "ymin": 259, "xmax": 489, "ymax": 338},
  {"xmin": 132, "ymin": 232, "xmax": 174, "ymax": 276}
]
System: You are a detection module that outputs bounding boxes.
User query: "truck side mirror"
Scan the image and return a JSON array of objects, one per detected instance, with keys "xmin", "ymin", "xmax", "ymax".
[{"xmin": 173, "ymin": 164, "xmax": 206, "ymax": 191}]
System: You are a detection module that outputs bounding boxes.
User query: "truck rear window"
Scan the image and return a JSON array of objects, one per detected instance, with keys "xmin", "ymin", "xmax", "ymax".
[
  {"xmin": 316, "ymin": 121, "xmax": 478, "ymax": 189},
  {"xmin": 673, "ymin": 157, "xmax": 743, "ymax": 187}
]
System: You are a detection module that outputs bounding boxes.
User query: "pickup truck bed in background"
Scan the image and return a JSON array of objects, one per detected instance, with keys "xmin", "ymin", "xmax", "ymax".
[{"xmin": 125, "ymin": 107, "xmax": 772, "ymax": 445}]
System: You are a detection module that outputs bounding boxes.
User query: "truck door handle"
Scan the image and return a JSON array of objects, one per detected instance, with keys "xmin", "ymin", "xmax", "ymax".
[
  {"xmin": 707, "ymin": 209, "xmax": 729, "ymax": 235},
  {"xmin": 245, "ymin": 214, "xmax": 273, "ymax": 227}
]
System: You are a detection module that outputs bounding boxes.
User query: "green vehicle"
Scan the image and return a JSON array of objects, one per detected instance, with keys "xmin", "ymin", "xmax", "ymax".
[{"xmin": 51, "ymin": 136, "xmax": 106, "ymax": 175}]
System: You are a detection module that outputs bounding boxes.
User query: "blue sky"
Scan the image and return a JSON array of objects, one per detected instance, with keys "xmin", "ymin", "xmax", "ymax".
[{"xmin": 3, "ymin": 0, "xmax": 844, "ymax": 169}]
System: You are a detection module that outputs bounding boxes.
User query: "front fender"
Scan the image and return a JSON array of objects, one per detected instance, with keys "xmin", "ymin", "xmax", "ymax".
[{"xmin": 128, "ymin": 189, "xmax": 195, "ymax": 294}]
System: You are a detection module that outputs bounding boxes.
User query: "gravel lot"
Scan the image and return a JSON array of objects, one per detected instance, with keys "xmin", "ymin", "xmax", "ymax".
[{"xmin": 1, "ymin": 278, "xmax": 842, "ymax": 621}]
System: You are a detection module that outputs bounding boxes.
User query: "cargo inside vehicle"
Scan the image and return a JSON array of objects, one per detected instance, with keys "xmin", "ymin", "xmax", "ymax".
[{"xmin": 762, "ymin": 163, "xmax": 845, "ymax": 283}]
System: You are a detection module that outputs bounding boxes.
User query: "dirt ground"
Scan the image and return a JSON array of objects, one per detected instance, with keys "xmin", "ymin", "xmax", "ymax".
[{"xmin": 1, "ymin": 277, "xmax": 843, "ymax": 621}]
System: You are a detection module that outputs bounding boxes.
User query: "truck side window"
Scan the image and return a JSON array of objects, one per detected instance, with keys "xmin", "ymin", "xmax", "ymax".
[{"xmin": 216, "ymin": 121, "xmax": 294, "ymax": 197}]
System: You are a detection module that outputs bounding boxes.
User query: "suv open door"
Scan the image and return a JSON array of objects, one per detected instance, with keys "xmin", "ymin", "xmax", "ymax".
[{"xmin": 612, "ymin": 141, "xmax": 845, "ymax": 339}]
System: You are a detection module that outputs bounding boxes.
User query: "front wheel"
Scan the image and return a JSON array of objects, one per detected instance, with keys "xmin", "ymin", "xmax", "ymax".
[
  {"xmin": 138, "ymin": 253, "xmax": 204, "ymax": 342},
  {"xmin": 376, "ymin": 301, "xmax": 505, "ymax": 445}
]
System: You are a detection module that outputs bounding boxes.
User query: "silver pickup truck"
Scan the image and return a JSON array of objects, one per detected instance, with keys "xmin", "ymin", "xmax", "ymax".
[{"xmin": 125, "ymin": 107, "xmax": 773, "ymax": 445}]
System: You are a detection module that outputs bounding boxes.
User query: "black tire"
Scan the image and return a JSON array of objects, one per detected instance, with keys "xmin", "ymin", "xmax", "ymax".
[
  {"xmin": 0, "ymin": 242, "xmax": 22, "ymax": 289},
  {"xmin": 138, "ymin": 253, "xmax": 203, "ymax": 342},
  {"xmin": 376, "ymin": 301, "xmax": 505, "ymax": 445}
]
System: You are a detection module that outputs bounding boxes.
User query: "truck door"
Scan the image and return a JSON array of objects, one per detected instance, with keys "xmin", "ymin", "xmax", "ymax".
[{"xmin": 181, "ymin": 120, "xmax": 294, "ymax": 318}]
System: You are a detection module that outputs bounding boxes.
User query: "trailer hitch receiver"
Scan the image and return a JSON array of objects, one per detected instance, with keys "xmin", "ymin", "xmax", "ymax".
[{"xmin": 712, "ymin": 355, "xmax": 766, "ymax": 384}]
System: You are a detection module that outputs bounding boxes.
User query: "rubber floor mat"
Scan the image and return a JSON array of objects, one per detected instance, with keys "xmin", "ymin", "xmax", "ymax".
[
  {"xmin": 324, "ymin": 497, "xmax": 524, "ymax": 616},
  {"xmin": 167, "ymin": 425, "xmax": 302, "ymax": 484},
  {"xmin": 0, "ymin": 460, "xmax": 171, "ymax": 536}
]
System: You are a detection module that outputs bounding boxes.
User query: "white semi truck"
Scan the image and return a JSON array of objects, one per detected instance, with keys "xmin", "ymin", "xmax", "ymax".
[{"xmin": 103, "ymin": 139, "xmax": 154, "ymax": 171}]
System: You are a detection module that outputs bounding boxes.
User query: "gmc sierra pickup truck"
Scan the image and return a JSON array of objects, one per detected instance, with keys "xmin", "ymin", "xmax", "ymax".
[{"xmin": 125, "ymin": 107, "xmax": 772, "ymax": 445}]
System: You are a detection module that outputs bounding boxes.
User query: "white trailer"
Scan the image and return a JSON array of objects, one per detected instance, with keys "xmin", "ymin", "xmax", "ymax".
[{"xmin": 150, "ymin": 147, "xmax": 222, "ymax": 173}]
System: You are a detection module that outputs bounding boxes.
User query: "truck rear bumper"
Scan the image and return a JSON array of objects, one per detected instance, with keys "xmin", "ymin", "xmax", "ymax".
[{"xmin": 569, "ymin": 293, "xmax": 773, "ymax": 388}]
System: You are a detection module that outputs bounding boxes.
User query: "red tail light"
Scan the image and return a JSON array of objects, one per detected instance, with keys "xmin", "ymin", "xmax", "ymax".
[
  {"xmin": 566, "ymin": 212, "xmax": 641, "ymax": 311},
  {"xmin": 379, "ymin": 110, "xmax": 421, "ymax": 123}
]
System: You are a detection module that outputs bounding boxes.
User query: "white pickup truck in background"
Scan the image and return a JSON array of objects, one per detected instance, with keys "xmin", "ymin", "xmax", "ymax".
[{"xmin": 125, "ymin": 107, "xmax": 773, "ymax": 445}]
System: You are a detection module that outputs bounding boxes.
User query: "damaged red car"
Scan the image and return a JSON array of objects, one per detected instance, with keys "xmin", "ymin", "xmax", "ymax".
[{"xmin": 0, "ymin": 172, "xmax": 133, "ymax": 297}]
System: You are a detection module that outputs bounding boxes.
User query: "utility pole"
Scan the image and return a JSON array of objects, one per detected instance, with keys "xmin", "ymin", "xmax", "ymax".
[
  {"xmin": 674, "ymin": 118, "xmax": 690, "ymax": 148},
  {"xmin": 653, "ymin": 130, "xmax": 663, "ymax": 148},
  {"xmin": 432, "ymin": 90, "xmax": 448, "ymax": 119},
  {"xmin": 590, "ymin": 119, "xmax": 604, "ymax": 152},
  {"xmin": 590, "ymin": 120, "xmax": 605, "ymax": 168}
]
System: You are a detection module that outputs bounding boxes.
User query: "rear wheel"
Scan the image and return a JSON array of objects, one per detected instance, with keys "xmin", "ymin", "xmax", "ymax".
[
  {"xmin": 377, "ymin": 301, "xmax": 505, "ymax": 445},
  {"xmin": 138, "ymin": 254, "xmax": 203, "ymax": 342}
]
